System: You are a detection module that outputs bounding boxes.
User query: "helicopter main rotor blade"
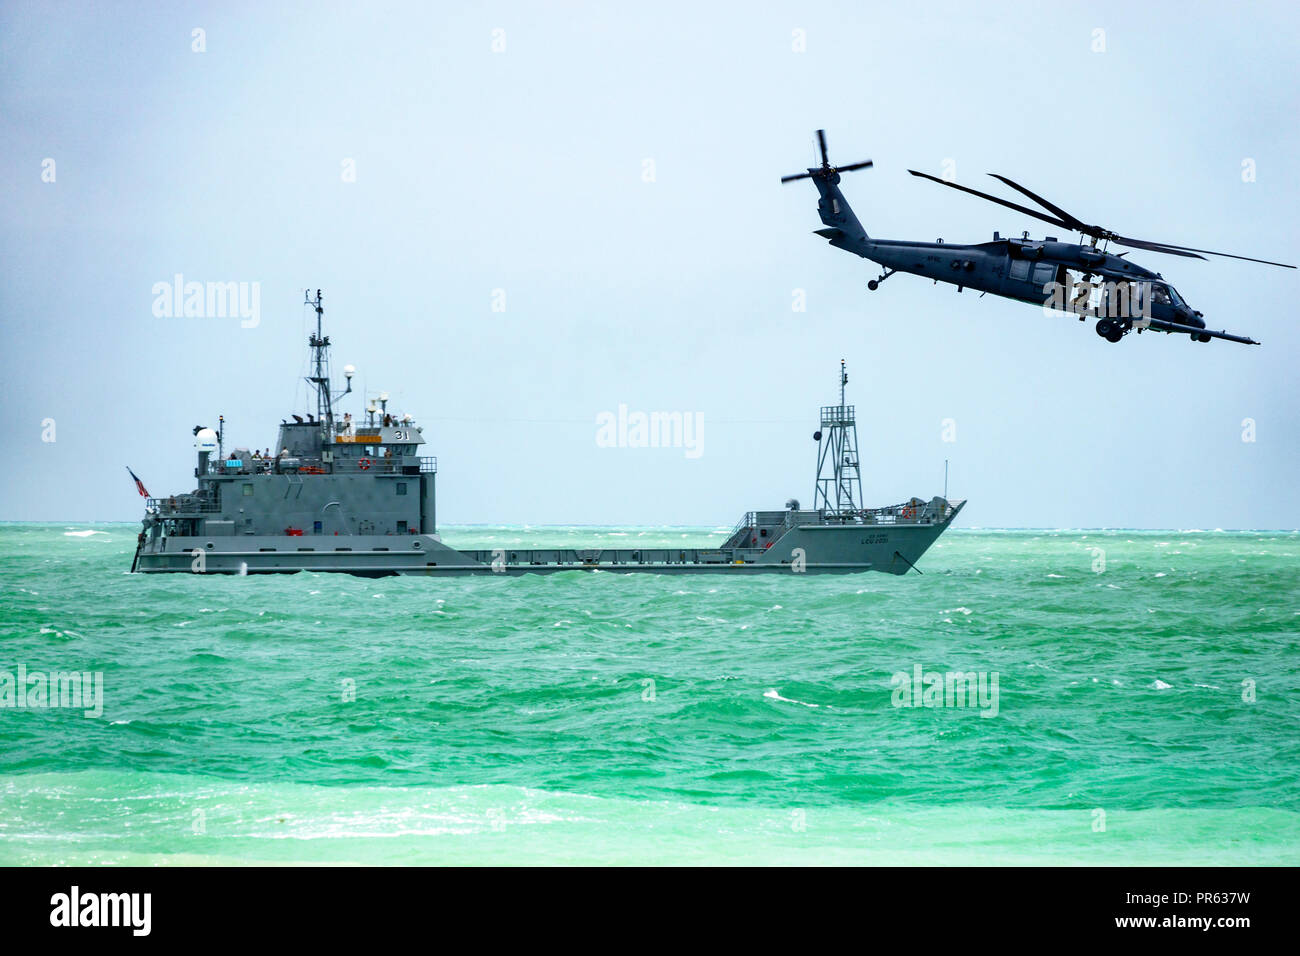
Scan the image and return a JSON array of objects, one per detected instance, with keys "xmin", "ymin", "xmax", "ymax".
[
  {"xmin": 907, "ymin": 170, "xmax": 1072, "ymax": 232},
  {"xmin": 836, "ymin": 160, "xmax": 874, "ymax": 173},
  {"xmin": 987, "ymin": 174, "xmax": 1089, "ymax": 233},
  {"xmin": 780, "ymin": 172, "xmax": 814, "ymax": 183},
  {"xmin": 817, "ymin": 129, "xmax": 829, "ymax": 167},
  {"xmin": 1106, "ymin": 237, "xmax": 1206, "ymax": 260},
  {"xmin": 1111, "ymin": 236, "xmax": 1295, "ymax": 269},
  {"xmin": 989, "ymin": 173, "xmax": 1294, "ymax": 268}
]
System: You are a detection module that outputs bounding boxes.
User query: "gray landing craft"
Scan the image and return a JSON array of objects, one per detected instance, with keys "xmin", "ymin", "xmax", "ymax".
[
  {"xmin": 133, "ymin": 292, "xmax": 963, "ymax": 575},
  {"xmin": 782, "ymin": 130, "xmax": 1294, "ymax": 345}
]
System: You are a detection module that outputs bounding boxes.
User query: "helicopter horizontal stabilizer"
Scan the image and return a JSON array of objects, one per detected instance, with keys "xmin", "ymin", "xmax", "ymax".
[
  {"xmin": 1145, "ymin": 317, "xmax": 1259, "ymax": 345},
  {"xmin": 813, "ymin": 227, "xmax": 846, "ymax": 240}
]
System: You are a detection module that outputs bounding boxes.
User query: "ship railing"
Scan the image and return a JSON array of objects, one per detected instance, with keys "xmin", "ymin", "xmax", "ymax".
[
  {"xmin": 725, "ymin": 509, "xmax": 809, "ymax": 548},
  {"xmin": 331, "ymin": 456, "xmax": 437, "ymax": 474},
  {"xmin": 809, "ymin": 502, "xmax": 940, "ymax": 525},
  {"xmin": 728, "ymin": 511, "xmax": 756, "ymax": 537},
  {"xmin": 146, "ymin": 495, "xmax": 221, "ymax": 514},
  {"xmin": 819, "ymin": 404, "xmax": 855, "ymax": 426},
  {"xmin": 721, "ymin": 511, "xmax": 756, "ymax": 549},
  {"xmin": 205, "ymin": 456, "xmax": 437, "ymax": 476}
]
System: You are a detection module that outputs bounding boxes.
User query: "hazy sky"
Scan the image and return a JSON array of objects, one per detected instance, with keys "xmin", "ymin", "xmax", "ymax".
[{"xmin": 3, "ymin": 0, "xmax": 1298, "ymax": 528}]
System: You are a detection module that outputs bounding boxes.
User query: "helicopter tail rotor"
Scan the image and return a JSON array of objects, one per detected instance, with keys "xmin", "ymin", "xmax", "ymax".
[{"xmin": 781, "ymin": 129, "xmax": 873, "ymax": 183}]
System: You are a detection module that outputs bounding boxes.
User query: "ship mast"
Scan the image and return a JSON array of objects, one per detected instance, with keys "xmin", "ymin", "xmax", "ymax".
[
  {"xmin": 813, "ymin": 359, "xmax": 863, "ymax": 514},
  {"xmin": 304, "ymin": 289, "xmax": 351, "ymax": 443}
]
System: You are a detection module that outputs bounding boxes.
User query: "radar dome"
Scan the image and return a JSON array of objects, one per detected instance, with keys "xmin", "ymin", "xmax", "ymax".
[{"xmin": 194, "ymin": 428, "xmax": 219, "ymax": 452}]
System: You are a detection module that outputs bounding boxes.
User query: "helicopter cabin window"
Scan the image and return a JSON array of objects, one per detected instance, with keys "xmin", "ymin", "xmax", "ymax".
[
  {"xmin": 1030, "ymin": 262, "xmax": 1055, "ymax": 289},
  {"xmin": 1008, "ymin": 258, "xmax": 1031, "ymax": 281}
]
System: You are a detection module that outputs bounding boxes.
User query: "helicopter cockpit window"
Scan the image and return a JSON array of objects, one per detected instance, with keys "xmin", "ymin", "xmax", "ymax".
[{"xmin": 1153, "ymin": 284, "xmax": 1173, "ymax": 306}]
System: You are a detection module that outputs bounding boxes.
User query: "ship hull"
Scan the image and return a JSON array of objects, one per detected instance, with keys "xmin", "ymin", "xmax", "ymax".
[{"xmin": 134, "ymin": 505, "xmax": 962, "ymax": 576}]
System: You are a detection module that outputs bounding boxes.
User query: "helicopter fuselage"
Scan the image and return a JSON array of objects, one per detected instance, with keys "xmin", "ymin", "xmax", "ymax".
[
  {"xmin": 802, "ymin": 165, "xmax": 1226, "ymax": 341},
  {"xmin": 851, "ymin": 235, "xmax": 1204, "ymax": 329}
]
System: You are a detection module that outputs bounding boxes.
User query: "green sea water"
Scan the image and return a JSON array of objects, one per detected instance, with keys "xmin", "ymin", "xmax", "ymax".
[{"xmin": 1, "ymin": 522, "xmax": 1297, "ymax": 865}]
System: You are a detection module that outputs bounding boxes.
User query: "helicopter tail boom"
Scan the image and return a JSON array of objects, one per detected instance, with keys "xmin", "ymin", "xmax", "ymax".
[
  {"xmin": 809, "ymin": 174, "xmax": 870, "ymax": 255},
  {"xmin": 783, "ymin": 130, "xmax": 873, "ymax": 257}
]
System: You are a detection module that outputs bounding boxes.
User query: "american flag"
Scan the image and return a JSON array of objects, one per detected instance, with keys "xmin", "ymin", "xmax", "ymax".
[{"xmin": 126, "ymin": 466, "xmax": 150, "ymax": 498}]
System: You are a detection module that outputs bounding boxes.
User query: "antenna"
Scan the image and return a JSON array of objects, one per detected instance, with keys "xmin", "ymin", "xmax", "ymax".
[
  {"xmin": 813, "ymin": 359, "xmax": 863, "ymax": 514},
  {"xmin": 303, "ymin": 288, "xmax": 352, "ymax": 444}
]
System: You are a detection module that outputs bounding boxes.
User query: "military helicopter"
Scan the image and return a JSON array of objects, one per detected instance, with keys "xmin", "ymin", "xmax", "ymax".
[{"xmin": 781, "ymin": 130, "xmax": 1295, "ymax": 345}]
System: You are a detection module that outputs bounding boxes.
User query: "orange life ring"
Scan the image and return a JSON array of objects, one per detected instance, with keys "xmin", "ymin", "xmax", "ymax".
[
  {"xmin": 902, "ymin": 506, "xmax": 916, "ymax": 519},
  {"xmin": 358, "ymin": 458, "xmax": 371, "ymax": 471}
]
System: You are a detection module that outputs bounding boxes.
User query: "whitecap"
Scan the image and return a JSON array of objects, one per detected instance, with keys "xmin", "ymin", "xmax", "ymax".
[
  {"xmin": 1150, "ymin": 679, "xmax": 1173, "ymax": 690},
  {"xmin": 764, "ymin": 689, "xmax": 818, "ymax": 708},
  {"xmin": 63, "ymin": 530, "xmax": 107, "ymax": 538}
]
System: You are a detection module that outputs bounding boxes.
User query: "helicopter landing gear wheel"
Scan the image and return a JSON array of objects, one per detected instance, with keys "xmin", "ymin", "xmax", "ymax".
[
  {"xmin": 1096, "ymin": 318, "xmax": 1124, "ymax": 343},
  {"xmin": 867, "ymin": 268, "xmax": 895, "ymax": 292},
  {"xmin": 1194, "ymin": 332, "xmax": 1211, "ymax": 343}
]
